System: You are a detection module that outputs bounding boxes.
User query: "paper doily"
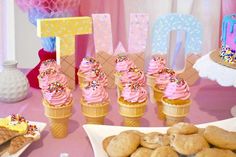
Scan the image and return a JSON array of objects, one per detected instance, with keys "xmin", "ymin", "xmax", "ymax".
[
  {"xmin": 193, "ymin": 52, "xmax": 236, "ymax": 87},
  {"xmin": 194, "ymin": 52, "xmax": 236, "ymax": 117}
]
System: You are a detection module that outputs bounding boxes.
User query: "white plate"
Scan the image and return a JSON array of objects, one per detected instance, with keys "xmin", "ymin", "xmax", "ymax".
[
  {"xmin": 1, "ymin": 121, "xmax": 47, "ymax": 157},
  {"xmin": 83, "ymin": 117, "xmax": 236, "ymax": 157}
]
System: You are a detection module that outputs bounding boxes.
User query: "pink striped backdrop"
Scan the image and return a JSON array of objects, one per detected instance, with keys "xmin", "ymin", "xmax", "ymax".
[{"xmin": 75, "ymin": 0, "xmax": 126, "ymax": 68}]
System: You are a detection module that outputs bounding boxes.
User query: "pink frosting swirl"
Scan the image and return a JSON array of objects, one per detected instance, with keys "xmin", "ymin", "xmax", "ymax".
[
  {"xmin": 43, "ymin": 82, "xmax": 72, "ymax": 106},
  {"xmin": 120, "ymin": 67, "xmax": 145, "ymax": 86},
  {"xmin": 38, "ymin": 72, "xmax": 68, "ymax": 91},
  {"xmin": 83, "ymin": 67, "xmax": 100, "ymax": 80},
  {"xmin": 39, "ymin": 59, "xmax": 61, "ymax": 73},
  {"xmin": 147, "ymin": 57, "xmax": 166, "ymax": 76},
  {"xmin": 97, "ymin": 71, "xmax": 108, "ymax": 87},
  {"xmin": 82, "ymin": 82, "xmax": 109, "ymax": 104},
  {"xmin": 121, "ymin": 83, "xmax": 147, "ymax": 103},
  {"xmin": 164, "ymin": 77, "xmax": 190, "ymax": 100},
  {"xmin": 155, "ymin": 68, "xmax": 176, "ymax": 90},
  {"xmin": 81, "ymin": 67, "xmax": 108, "ymax": 87},
  {"xmin": 79, "ymin": 57, "xmax": 101, "ymax": 74},
  {"xmin": 115, "ymin": 56, "xmax": 134, "ymax": 72}
]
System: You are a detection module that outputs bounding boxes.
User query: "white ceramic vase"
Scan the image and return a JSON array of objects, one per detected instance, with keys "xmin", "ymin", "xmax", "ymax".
[{"xmin": 0, "ymin": 61, "xmax": 29, "ymax": 103}]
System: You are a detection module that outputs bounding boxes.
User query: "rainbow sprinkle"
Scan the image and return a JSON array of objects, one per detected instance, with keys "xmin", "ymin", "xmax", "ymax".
[{"xmin": 47, "ymin": 82, "xmax": 65, "ymax": 93}]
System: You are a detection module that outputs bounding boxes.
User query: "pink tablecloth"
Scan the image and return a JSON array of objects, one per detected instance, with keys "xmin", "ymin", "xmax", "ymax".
[{"xmin": 0, "ymin": 78, "xmax": 236, "ymax": 157}]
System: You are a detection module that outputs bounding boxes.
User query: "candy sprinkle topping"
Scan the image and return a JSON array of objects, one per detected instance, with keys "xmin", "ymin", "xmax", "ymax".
[
  {"xmin": 27, "ymin": 125, "xmax": 39, "ymax": 136},
  {"xmin": 47, "ymin": 82, "xmax": 65, "ymax": 93},
  {"xmin": 10, "ymin": 114, "xmax": 26, "ymax": 123},
  {"xmin": 92, "ymin": 67, "xmax": 101, "ymax": 76},
  {"xmin": 84, "ymin": 57, "xmax": 96, "ymax": 64},
  {"xmin": 39, "ymin": 68, "xmax": 57, "ymax": 78},
  {"xmin": 158, "ymin": 68, "xmax": 175, "ymax": 76},
  {"xmin": 128, "ymin": 66, "xmax": 139, "ymax": 73},
  {"xmin": 116, "ymin": 55, "xmax": 128, "ymax": 63},
  {"xmin": 42, "ymin": 59, "xmax": 56, "ymax": 66},
  {"xmin": 85, "ymin": 80, "xmax": 100, "ymax": 90},
  {"xmin": 128, "ymin": 82, "xmax": 141, "ymax": 91}
]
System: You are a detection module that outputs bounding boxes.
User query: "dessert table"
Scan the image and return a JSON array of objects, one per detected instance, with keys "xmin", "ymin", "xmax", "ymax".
[{"xmin": 0, "ymin": 78, "xmax": 236, "ymax": 157}]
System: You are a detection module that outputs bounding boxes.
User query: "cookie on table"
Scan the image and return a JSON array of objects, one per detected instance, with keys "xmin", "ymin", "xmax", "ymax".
[
  {"xmin": 195, "ymin": 148, "xmax": 236, "ymax": 157},
  {"xmin": 150, "ymin": 146, "xmax": 178, "ymax": 157},
  {"xmin": 123, "ymin": 130, "xmax": 145, "ymax": 137},
  {"xmin": 140, "ymin": 132, "xmax": 170, "ymax": 149},
  {"xmin": 106, "ymin": 131, "xmax": 140, "ymax": 157},
  {"xmin": 167, "ymin": 122, "xmax": 198, "ymax": 135},
  {"xmin": 197, "ymin": 128, "xmax": 205, "ymax": 136},
  {"xmin": 170, "ymin": 134, "xmax": 209, "ymax": 155},
  {"xmin": 130, "ymin": 147, "xmax": 153, "ymax": 157},
  {"xmin": 102, "ymin": 135, "xmax": 115, "ymax": 153},
  {"xmin": 204, "ymin": 126, "xmax": 236, "ymax": 150}
]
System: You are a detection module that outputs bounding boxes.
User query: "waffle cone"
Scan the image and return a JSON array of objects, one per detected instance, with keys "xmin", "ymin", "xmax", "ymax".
[
  {"xmin": 146, "ymin": 75, "xmax": 156, "ymax": 104},
  {"xmin": 153, "ymin": 86, "xmax": 164, "ymax": 103},
  {"xmin": 153, "ymin": 86, "xmax": 165, "ymax": 119},
  {"xmin": 43, "ymin": 99, "xmax": 72, "ymax": 119},
  {"xmin": 148, "ymin": 86, "xmax": 155, "ymax": 104},
  {"xmin": 165, "ymin": 116, "xmax": 185, "ymax": 126},
  {"xmin": 118, "ymin": 97, "xmax": 147, "ymax": 127},
  {"xmin": 162, "ymin": 98, "xmax": 190, "ymax": 117},
  {"xmin": 84, "ymin": 116, "xmax": 105, "ymax": 124},
  {"xmin": 49, "ymin": 118, "xmax": 69, "ymax": 138},
  {"xmin": 162, "ymin": 98, "xmax": 190, "ymax": 126},
  {"xmin": 117, "ymin": 83, "xmax": 123, "ymax": 98},
  {"xmin": 116, "ymin": 86, "xmax": 121, "ymax": 98},
  {"xmin": 156, "ymin": 100, "xmax": 166, "ymax": 120},
  {"xmin": 42, "ymin": 99, "xmax": 73, "ymax": 138},
  {"xmin": 146, "ymin": 74, "xmax": 156, "ymax": 87},
  {"xmin": 77, "ymin": 72, "xmax": 88, "ymax": 88},
  {"xmin": 123, "ymin": 117, "xmax": 141, "ymax": 127},
  {"xmin": 114, "ymin": 72, "xmax": 122, "ymax": 85},
  {"xmin": 80, "ymin": 98, "xmax": 109, "ymax": 124}
]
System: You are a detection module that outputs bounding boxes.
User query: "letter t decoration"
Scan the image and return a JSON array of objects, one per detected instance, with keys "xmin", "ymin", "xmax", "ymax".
[{"xmin": 37, "ymin": 17, "xmax": 92, "ymax": 89}]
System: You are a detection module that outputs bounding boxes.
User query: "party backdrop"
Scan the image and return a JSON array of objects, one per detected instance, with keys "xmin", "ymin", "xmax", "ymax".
[
  {"xmin": 76, "ymin": 0, "xmax": 224, "ymax": 68},
  {"xmin": 1, "ymin": 0, "xmax": 236, "ymax": 71}
]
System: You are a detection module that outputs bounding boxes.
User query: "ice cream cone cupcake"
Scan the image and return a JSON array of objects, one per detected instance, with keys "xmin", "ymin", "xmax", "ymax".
[
  {"xmin": 114, "ymin": 55, "xmax": 134, "ymax": 97},
  {"xmin": 38, "ymin": 59, "xmax": 65, "ymax": 91},
  {"xmin": 118, "ymin": 83, "xmax": 147, "ymax": 127},
  {"xmin": 38, "ymin": 69, "xmax": 68, "ymax": 91},
  {"xmin": 78, "ymin": 57, "xmax": 108, "ymax": 88},
  {"xmin": 146, "ymin": 56, "xmax": 166, "ymax": 103},
  {"xmin": 39, "ymin": 59, "xmax": 61, "ymax": 73},
  {"xmin": 80, "ymin": 81, "xmax": 109, "ymax": 124},
  {"xmin": 153, "ymin": 68, "xmax": 176, "ymax": 120},
  {"xmin": 77, "ymin": 57, "xmax": 101, "ymax": 88},
  {"xmin": 42, "ymin": 82, "xmax": 73, "ymax": 138},
  {"xmin": 119, "ymin": 66, "xmax": 145, "ymax": 98},
  {"xmin": 161, "ymin": 77, "xmax": 191, "ymax": 126},
  {"xmin": 38, "ymin": 59, "xmax": 73, "ymax": 138}
]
